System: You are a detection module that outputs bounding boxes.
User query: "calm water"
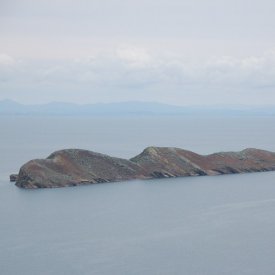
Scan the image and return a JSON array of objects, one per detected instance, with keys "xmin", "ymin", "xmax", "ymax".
[{"xmin": 1, "ymin": 116, "xmax": 275, "ymax": 275}]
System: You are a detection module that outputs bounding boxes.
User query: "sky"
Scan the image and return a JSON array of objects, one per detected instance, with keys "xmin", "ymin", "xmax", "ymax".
[{"xmin": 0, "ymin": 0, "xmax": 275, "ymax": 106}]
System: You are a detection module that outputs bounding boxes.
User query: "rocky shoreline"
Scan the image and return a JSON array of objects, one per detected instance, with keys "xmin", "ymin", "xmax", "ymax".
[{"xmin": 12, "ymin": 147, "xmax": 275, "ymax": 188}]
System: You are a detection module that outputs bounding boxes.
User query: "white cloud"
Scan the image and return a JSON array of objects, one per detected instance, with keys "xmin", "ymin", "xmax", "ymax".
[
  {"xmin": 1, "ymin": 48, "xmax": 275, "ymax": 105},
  {"xmin": 116, "ymin": 46, "xmax": 153, "ymax": 68},
  {"xmin": 0, "ymin": 54, "xmax": 15, "ymax": 66}
]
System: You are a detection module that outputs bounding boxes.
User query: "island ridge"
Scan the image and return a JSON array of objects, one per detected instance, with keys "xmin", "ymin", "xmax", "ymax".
[{"xmin": 13, "ymin": 147, "xmax": 275, "ymax": 188}]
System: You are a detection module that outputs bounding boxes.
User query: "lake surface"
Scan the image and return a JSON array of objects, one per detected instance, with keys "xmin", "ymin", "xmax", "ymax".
[{"xmin": 1, "ymin": 116, "xmax": 275, "ymax": 275}]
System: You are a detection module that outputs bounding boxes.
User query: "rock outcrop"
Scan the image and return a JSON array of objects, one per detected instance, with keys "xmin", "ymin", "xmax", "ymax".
[
  {"xmin": 13, "ymin": 147, "xmax": 275, "ymax": 188},
  {"xmin": 9, "ymin": 174, "xmax": 18, "ymax": 182}
]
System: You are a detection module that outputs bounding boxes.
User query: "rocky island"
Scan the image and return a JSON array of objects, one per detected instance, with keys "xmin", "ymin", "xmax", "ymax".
[{"xmin": 13, "ymin": 147, "xmax": 275, "ymax": 189}]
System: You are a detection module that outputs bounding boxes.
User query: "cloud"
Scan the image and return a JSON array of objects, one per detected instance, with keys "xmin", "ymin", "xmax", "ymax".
[
  {"xmin": 0, "ymin": 54, "xmax": 15, "ymax": 66},
  {"xmin": 201, "ymin": 52, "xmax": 275, "ymax": 88},
  {"xmin": 1, "ymin": 47, "xmax": 275, "ymax": 105},
  {"xmin": 116, "ymin": 46, "xmax": 153, "ymax": 68}
]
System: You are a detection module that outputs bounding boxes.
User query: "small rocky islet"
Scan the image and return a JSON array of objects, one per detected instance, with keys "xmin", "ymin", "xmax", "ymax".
[{"xmin": 12, "ymin": 146, "xmax": 275, "ymax": 189}]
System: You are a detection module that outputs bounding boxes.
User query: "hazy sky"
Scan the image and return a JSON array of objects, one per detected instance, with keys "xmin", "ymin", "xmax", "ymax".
[{"xmin": 1, "ymin": 0, "xmax": 275, "ymax": 105}]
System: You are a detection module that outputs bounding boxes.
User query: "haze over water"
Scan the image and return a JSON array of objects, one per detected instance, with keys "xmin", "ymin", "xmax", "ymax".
[{"xmin": 1, "ymin": 116, "xmax": 275, "ymax": 275}]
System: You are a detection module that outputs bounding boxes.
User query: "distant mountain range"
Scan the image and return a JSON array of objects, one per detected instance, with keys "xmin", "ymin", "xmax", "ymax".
[{"xmin": 0, "ymin": 99, "xmax": 274, "ymax": 116}]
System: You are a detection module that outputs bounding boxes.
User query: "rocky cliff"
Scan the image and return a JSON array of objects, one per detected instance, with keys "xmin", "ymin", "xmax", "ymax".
[{"xmin": 14, "ymin": 147, "xmax": 275, "ymax": 188}]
